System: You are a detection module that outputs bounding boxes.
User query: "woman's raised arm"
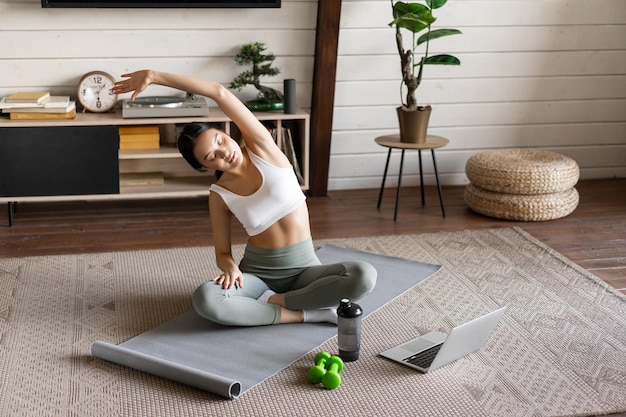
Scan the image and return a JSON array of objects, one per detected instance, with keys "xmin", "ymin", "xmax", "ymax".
[{"xmin": 113, "ymin": 70, "xmax": 275, "ymax": 153}]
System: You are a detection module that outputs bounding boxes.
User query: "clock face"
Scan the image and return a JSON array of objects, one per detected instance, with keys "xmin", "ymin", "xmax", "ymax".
[{"xmin": 77, "ymin": 71, "xmax": 118, "ymax": 113}]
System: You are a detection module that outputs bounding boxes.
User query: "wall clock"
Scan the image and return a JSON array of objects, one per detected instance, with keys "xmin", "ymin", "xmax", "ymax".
[{"xmin": 77, "ymin": 71, "xmax": 118, "ymax": 113}]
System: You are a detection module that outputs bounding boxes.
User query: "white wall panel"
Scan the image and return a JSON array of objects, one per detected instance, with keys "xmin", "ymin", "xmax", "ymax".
[
  {"xmin": 334, "ymin": 76, "xmax": 626, "ymax": 106},
  {"xmin": 332, "ymin": 0, "xmax": 626, "ymax": 190},
  {"xmin": 0, "ymin": 57, "xmax": 314, "ymax": 92},
  {"xmin": 336, "ymin": 51, "xmax": 626, "ymax": 81},
  {"xmin": 331, "ymin": 123, "xmax": 626, "ymax": 154},
  {"xmin": 328, "ymin": 144, "xmax": 626, "ymax": 190},
  {"xmin": 2, "ymin": 31, "xmax": 316, "ymax": 59},
  {"xmin": 0, "ymin": 1, "xmax": 316, "ymax": 30},
  {"xmin": 341, "ymin": 0, "xmax": 626, "ymax": 27},
  {"xmin": 333, "ymin": 100, "xmax": 626, "ymax": 131},
  {"xmin": 339, "ymin": 26, "xmax": 626, "ymax": 55},
  {"xmin": 0, "ymin": 0, "xmax": 317, "ymax": 105}
]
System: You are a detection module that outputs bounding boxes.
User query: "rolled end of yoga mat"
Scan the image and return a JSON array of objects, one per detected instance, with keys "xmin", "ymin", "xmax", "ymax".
[{"xmin": 92, "ymin": 341, "xmax": 242, "ymax": 399}]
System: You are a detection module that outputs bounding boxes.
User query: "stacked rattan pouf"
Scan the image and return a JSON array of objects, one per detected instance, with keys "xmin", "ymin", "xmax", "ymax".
[{"xmin": 464, "ymin": 148, "xmax": 580, "ymax": 221}]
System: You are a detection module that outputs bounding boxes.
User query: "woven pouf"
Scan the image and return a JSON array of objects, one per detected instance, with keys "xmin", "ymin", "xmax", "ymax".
[
  {"xmin": 465, "ymin": 183, "xmax": 579, "ymax": 221},
  {"xmin": 464, "ymin": 148, "xmax": 580, "ymax": 221},
  {"xmin": 465, "ymin": 148, "xmax": 579, "ymax": 194}
]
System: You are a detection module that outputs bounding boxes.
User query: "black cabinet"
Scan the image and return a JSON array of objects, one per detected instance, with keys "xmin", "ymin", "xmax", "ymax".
[{"xmin": 0, "ymin": 126, "xmax": 119, "ymax": 197}]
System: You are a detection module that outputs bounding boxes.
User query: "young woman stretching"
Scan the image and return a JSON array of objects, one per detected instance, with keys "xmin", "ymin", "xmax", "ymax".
[{"xmin": 113, "ymin": 70, "xmax": 377, "ymax": 326}]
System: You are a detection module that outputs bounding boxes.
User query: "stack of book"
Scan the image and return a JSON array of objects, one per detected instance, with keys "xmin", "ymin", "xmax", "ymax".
[
  {"xmin": 0, "ymin": 92, "xmax": 76, "ymax": 120},
  {"xmin": 118, "ymin": 126, "xmax": 160, "ymax": 150}
]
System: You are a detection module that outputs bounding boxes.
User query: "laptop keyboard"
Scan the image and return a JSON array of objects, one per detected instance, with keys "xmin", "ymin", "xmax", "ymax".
[{"xmin": 403, "ymin": 343, "xmax": 443, "ymax": 368}]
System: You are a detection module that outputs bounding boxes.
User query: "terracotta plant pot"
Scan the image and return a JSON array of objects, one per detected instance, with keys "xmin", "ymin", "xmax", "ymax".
[{"xmin": 397, "ymin": 105, "xmax": 432, "ymax": 143}]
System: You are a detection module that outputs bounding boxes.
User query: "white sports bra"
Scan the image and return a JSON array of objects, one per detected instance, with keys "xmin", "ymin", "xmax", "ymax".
[{"xmin": 209, "ymin": 148, "xmax": 305, "ymax": 236}]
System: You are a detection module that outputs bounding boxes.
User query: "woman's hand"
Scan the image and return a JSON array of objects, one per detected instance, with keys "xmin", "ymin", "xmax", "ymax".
[
  {"xmin": 212, "ymin": 269, "xmax": 244, "ymax": 290},
  {"xmin": 112, "ymin": 70, "xmax": 155, "ymax": 101}
]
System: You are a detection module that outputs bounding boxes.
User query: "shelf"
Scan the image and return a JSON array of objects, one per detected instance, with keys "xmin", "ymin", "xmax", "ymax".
[
  {"xmin": 119, "ymin": 145, "xmax": 180, "ymax": 159},
  {"xmin": 0, "ymin": 176, "xmax": 215, "ymax": 203},
  {"xmin": 1, "ymin": 107, "xmax": 310, "ymax": 225},
  {"xmin": 120, "ymin": 176, "xmax": 215, "ymax": 197},
  {"xmin": 0, "ymin": 107, "xmax": 310, "ymax": 128}
]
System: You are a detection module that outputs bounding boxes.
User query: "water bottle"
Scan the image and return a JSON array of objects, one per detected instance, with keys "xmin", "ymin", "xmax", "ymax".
[{"xmin": 337, "ymin": 298, "xmax": 363, "ymax": 362}]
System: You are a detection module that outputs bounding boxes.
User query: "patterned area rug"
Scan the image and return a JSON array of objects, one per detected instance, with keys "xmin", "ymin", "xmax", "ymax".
[{"xmin": 1, "ymin": 228, "xmax": 625, "ymax": 417}]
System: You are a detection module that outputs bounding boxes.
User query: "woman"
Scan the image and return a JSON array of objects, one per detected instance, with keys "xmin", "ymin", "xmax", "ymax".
[{"xmin": 113, "ymin": 70, "xmax": 377, "ymax": 326}]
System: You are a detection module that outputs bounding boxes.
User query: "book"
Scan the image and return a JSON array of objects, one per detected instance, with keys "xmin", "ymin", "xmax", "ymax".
[
  {"xmin": 9, "ymin": 107, "xmax": 77, "ymax": 120},
  {"xmin": 119, "ymin": 126, "xmax": 160, "ymax": 135},
  {"xmin": 119, "ymin": 127, "xmax": 160, "ymax": 150},
  {"xmin": 280, "ymin": 127, "xmax": 304, "ymax": 185},
  {"xmin": 119, "ymin": 141, "xmax": 160, "ymax": 150},
  {"xmin": 119, "ymin": 133, "xmax": 161, "ymax": 143},
  {"xmin": 266, "ymin": 125, "xmax": 303, "ymax": 185},
  {"xmin": 1, "ymin": 96, "xmax": 71, "ymax": 111},
  {"xmin": 119, "ymin": 172, "xmax": 164, "ymax": 187},
  {"xmin": 3, "ymin": 100, "xmax": 75, "ymax": 114},
  {"xmin": 4, "ymin": 91, "xmax": 50, "ymax": 104}
]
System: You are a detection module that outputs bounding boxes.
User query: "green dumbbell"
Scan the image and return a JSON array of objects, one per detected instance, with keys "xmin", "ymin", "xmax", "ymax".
[
  {"xmin": 321, "ymin": 355, "xmax": 344, "ymax": 390},
  {"xmin": 307, "ymin": 351, "xmax": 331, "ymax": 384}
]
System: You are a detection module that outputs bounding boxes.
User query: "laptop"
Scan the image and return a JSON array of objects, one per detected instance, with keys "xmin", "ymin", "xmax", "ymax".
[{"xmin": 380, "ymin": 306, "xmax": 507, "ymax": 373}]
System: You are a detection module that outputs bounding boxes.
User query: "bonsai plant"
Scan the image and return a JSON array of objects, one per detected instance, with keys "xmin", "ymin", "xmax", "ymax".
[
  {"xmin": 229, "ymin": 42, "xmax": 284, "ymax": 111},
  {"xmin": 389, "ymin": 0, "xmax": 462, "ymax": 142}
]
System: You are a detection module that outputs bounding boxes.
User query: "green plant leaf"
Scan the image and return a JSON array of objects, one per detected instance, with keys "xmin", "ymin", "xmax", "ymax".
[
  {"xmin": 422, "ymin": 54, "xmax": 461, "ymax": 65},
  {"xmin": 390, "ymin": 2, "xmax": 436, "ymax": 32},
  {"xmin": 393, "ymin": 2, "xmax": 429, "ymax": 16},
  {"xmin": 416, "ymin": 28, "xmax": 462, "ymax": 46},
  {"xmin": 426, "ymin": 0, "xmax": 448, "ymax": 10},
  {"xmin": 392, "ymin": 15, "xmax": 433, "ymax": 33}
]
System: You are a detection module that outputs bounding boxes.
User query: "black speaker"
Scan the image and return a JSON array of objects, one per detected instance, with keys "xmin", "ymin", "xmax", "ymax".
[{"xmin": 284, "ymin": 79, "xmax": 296, "ymax": 114}]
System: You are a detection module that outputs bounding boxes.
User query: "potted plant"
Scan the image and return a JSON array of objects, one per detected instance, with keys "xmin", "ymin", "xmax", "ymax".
[
  {"xmin": 229, "ymin": 42, "xmax": 284, "ymax": 111},
  {"xmin": 389, "ymin": 0, "xmax": 462, "ymax": 143}
]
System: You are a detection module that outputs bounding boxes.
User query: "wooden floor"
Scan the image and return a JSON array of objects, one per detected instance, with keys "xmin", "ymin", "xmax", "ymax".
[
  {"xmin": 2, "ymin": 178, "xmax": 625, "ymax": 294},
  {"xmin": 2, "ymin": 178, "xmax": 626, "ymax": 417}
]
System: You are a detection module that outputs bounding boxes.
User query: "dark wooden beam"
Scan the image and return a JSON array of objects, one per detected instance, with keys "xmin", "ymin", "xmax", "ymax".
[{"xmin": 309, "ymin": 0, "xmax": 342, "ymax": 197}]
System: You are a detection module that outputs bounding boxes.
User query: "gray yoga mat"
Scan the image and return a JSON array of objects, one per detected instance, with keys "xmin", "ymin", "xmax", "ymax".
[{"xmin": 92, "ymin": 245, "xmax": 441, "ymax": 399}]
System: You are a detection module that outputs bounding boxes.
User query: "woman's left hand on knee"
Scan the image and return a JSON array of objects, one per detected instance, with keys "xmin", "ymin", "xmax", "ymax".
[{"xmin": 212, "ymin": 271, "xmax": 244, "ymax": 289}]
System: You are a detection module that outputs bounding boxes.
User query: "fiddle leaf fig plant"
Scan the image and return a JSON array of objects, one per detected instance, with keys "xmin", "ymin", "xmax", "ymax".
[
  {"xmin": 390, "ymin": 0, "xmax": 462, "ymax": 111},
  {"xmin": 230, "ymin": 42, "xmax": 283, "ymax": 103}
]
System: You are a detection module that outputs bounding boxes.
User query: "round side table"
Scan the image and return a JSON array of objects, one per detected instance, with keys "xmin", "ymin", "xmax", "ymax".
[{"xmin": 375, "ymin": 134, "xmax": 449, "ymax": 220}]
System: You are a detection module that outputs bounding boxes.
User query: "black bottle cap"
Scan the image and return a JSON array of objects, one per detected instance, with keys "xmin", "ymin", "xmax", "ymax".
[{"xmin": 337, "ymin": 298, "xmax": 363, "ymax": 318}]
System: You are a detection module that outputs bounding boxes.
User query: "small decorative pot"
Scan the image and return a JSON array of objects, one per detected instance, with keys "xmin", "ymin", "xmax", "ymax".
[
  {"xmin": 246, "ymin": 100, "xmax": 284, "ymax": 111},
  {"xmin": 397, "ymin": 105, "xmax": 432, "ymax": 143}
]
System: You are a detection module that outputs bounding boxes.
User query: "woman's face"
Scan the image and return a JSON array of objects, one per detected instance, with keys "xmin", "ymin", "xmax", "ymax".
[{"xmin": 192, "ymin": 128, "xmax": 241, "ymax": 171}]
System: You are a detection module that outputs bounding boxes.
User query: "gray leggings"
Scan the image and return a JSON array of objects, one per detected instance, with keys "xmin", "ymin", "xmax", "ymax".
[{"xmin": 192, "ymin": 238, "xmax": 377, "ymax": 326}]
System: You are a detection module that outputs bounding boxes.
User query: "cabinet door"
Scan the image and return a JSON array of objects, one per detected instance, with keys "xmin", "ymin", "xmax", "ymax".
[{"xmin": 0, "ymin": 126, "xmax": 119, "ymax": 197}]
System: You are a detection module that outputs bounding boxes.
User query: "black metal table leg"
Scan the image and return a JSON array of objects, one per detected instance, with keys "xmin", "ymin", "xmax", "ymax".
[
  {"xmin": 377, "ymin": 148, "xmax": 392, "ymax": 209},
  {"xmin": 8, "ymin": 202, "xmax": 14, "ymax": 227},
  {"xmin": 431, "ymin": 149, "xmax": 446, "ymax": 217},
  {"xmin": 375, "ymin": 134, "xmax": 449, "ymax": 220},
  {"xmin": 418, "ymin": 149, "xmax": 425, "ymax": 206},
  {"xmin": 394, "ymin": 149, "xmax": 405, "ymax": 221}
]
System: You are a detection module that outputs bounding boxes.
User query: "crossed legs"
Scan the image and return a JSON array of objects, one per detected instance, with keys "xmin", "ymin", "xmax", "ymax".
[{"xmin": 192, "ymin": 260, "xmax": 377, "ymax": 327}]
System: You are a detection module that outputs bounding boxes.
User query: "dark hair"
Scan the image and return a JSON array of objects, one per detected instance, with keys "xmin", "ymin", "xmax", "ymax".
[{"xmin": 177, "ymin": 122, "xmax": 224, "ymax": 176}]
